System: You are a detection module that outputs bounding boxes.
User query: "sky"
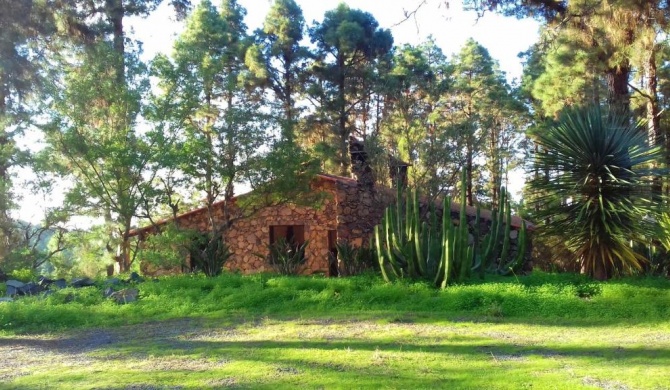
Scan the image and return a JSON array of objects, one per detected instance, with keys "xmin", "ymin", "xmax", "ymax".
[
  {"xmin": 133, "ymin": 0, "xmax": 540, "ymax": 82},
  {"xmin": 15, "ymin": 0, "xmax": 540, "ymax": 225}
]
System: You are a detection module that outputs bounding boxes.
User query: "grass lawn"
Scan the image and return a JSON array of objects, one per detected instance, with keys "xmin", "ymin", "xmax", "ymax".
[{"xmin": 0, "ymin": 272, "xmax": 669, "ymax": 389}]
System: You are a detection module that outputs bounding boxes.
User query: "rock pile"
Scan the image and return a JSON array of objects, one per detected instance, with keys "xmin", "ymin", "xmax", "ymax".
[{"xmin": 1, "ymin": 271, "xmax": 147, "ymax": 304}]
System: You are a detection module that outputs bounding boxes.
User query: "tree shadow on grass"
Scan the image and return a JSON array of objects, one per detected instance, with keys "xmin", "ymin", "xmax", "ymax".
[
  {"xmin": 3, "ymin": 317, "xmax": 669, "ymax": 364},
  {"xmin": 2, "ymin": 315, "xmax": 669, "ymax": 389}
]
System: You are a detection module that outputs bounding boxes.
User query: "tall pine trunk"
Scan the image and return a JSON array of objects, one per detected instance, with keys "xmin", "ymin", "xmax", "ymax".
[
  {"xmin": 645, "ymin": 48, "xmax": 663, "ymax": 198},
  {"xmin": 337, "ymin": 55, "xmax": 350, "ymax": 177}
]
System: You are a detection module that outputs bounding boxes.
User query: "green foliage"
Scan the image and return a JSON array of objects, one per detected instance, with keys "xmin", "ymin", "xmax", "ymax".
[
  {"xmin": 265, "ymin": 237, "xmax": 308, "ymax": 276},
  {"xmin": 43, "ymin": 38, "xmax": 154, "ymax": 272},
  {"xmin": 189, "ymin": 233, "xmax": 232, "ymax": 277},
  {"xmin": 308, "ymin": 3, "xmax": 393, "ymax": 174},
  {"xmin": 49, "ymin": 226, "xmax": 116, "ymax": 279},
  {"xmin": 1, "ymin": 272, "xmax": 670, "ymax": 335},
  {"xmin": 334, "ymin": 240, "xmax": 377, "ymax": 276},
  {"xmin": 8, "ymin": 268, "xmax": 37, "ymax": 282},
  {"xmin": 137, "ymin": 224, "xmax": 197, "ymax": 272},
  {"xmin": 529, "ymin": 105, "xmax": 662, "ymax": 279},
  {"xmin": 380, "ymin": 40, "xmax": 452, "ymax": 195},
  {"xmin": 647, "ymin": 212, "xmax": 670, "ymax": 276},
  {"xmin": 245, "ymin": 0, "xmax": 308, "ymax": 142}
]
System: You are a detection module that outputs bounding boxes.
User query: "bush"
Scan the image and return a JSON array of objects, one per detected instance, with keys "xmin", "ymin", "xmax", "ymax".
[
  {"xmin": 333, "ymin": 240, "xmax": 377, "ymax": 276},
  {"xmin": 190, "ymin": 233, "xmax": 232, "ymax": 277},
  {"xmin": 9, "ymin": 268, "xmax": 37, "ymax": 282},
  {"xmin": 137, "ymin": 224, "xmax": 198, "ymax": 275},
  {"xmin": 265, "ymin": 237, "xmax": 308, "ymax": 275}
]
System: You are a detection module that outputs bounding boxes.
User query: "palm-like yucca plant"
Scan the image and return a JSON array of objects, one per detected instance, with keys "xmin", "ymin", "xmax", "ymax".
[{"xmin": 530, "ymin": 105, "xmax": 662, "ymax": 280}]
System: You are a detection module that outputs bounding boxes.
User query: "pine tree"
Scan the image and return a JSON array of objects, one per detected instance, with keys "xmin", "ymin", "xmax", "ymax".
[
  {"xmin": 381, "ymin": 40, "xmax": 451, "ymax": 197},
  {"xmin": 245, "ymin": 0, "xmax": 309, "ymax": 143},
  {"xmin": 308, "ymin": 4, "xmax": 393, "ymax": 176}
]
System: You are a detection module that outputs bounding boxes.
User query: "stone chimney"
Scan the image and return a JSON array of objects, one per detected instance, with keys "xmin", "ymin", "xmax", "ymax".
[
  {"xmin": 389, "ymin": 155, "xmax": 411, "ymax": 189},
  {"xmin": 348, "ymin": 136, "xmax": 375, "ymax": 188}
]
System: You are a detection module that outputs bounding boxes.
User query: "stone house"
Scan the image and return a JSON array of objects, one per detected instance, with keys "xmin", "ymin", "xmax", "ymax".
[
  {"xmin": 130, "ymin": 173, "xmax": 395, "ymax": 275},
  {"xmin": 129, "ymin": 171, "xmax": 533, "ymax": 276}
]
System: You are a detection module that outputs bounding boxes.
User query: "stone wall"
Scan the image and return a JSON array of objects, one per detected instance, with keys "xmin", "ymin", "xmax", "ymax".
[
  {"xmin": 224, "ymin": 185, "xmax": 338, "ymax": 274},
  {"xmin": 334, "ymin": 179, "xmax": 394, "ymax": 247}
]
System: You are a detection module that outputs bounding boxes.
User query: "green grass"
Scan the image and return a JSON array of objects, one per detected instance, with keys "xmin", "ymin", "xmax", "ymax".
[{"xmin": 0, "ymin": 272, "xmax": 669, "ymax": 389}]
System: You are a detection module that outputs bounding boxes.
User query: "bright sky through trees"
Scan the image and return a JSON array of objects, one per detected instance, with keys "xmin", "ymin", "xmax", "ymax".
[
  {"xmin": 132, "ymin": 0, "xmax": 539, "ymax": 81},
  {"xmin": 16, "ymin": 0, "xmax": 538, "ymax": 224}
]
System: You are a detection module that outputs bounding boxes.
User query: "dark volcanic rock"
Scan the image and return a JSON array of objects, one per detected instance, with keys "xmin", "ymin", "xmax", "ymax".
[
  {"xmin": 105, "ymin": 277, "xmax": 122, "ymax": 286},
  {"xmin": 103, "ymin": 287, "xmax": 115, "ymax": 298},
  {"xmin": 20, "ymin": 282, "xmax": 40, "ymax": 296},
  {"xmin": 54, "ymin": 279, "xmax": 67, "ymax": 289},
  {"xmin": 109, "ymin": 288, "xmax": 139, "ymax": 304},
  {"xmin": 71, "ymin": 277, "xmax": 95, "ymax": 288},
  {"xmin": 128, "ymin": 272, "xmax": 144, "ymax": 283},
  {"xmin": 6, "ymin": 280, "xmax": 25, "ymax": 289},
  {"xmin": 6, "ymin": 285, "xmax": 17, "ymax": 297},
  {"xmin": 38, "ymin": 276, "xmax": 54, "ymax": 287}
]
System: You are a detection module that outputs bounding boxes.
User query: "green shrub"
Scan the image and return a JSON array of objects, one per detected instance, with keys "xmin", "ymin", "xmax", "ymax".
[
  {"xmin": 264, "ymin": 237, "xmax": 308, "ymax": 275},
  {"xmin": 334, "ymin": 240, "xmax": 377, "ymax": 276},
  {"xmin": 137, "ymin": 224, "xmax": 198, "ymax": 273},
  {"xmin": 190, "ymin": 233, "xmax": 232, "ymax": 277},
  {"xmin": 9, "ymin": 268, "xmax": 36, "ymax": 282}
]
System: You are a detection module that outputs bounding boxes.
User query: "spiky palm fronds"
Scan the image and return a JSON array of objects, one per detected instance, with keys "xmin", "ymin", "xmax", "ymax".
[{"xmin": 530, "ymin": 105, "xmax": 662, "ymax": 279}]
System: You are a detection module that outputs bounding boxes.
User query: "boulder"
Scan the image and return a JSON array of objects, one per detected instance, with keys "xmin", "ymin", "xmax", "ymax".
[
  {"xmin": 103, "ymin": 287, "xmax": 115, "ymax": 298},
  {"xmin": 104, "ymin": 277, "xmax": 122, "ymax": 286},
  {"xmin": 127, "ymin": 272, "xmax": 144, "ymax": 283},
  {"xmin": 37, "ymin": 276, "xmax": 54, "ymax": 287},
  {"xmin": 6, "ymin": 286, "xmax": 17, "ymax": 297},
  {"xmin": 71, "ymin": 277, "xmax": 95, "ymax": 288},
  {"xmin": 20, "ymin": 282, "xmax": 40, "ymax": 296},
  {"xmin": 0, "ymin": 297, "xmax": 13, "ymax": 303},
  {"xmin": 54, "ymin": 279, "xmax": 67, "ymax": 289},
  {"xmin": 109, "ymin": 288, "xmax": 139, "ymax": 304},
  {"xmin": 6, "ymin": 280, "xmax": 25, "ymax": 289}
]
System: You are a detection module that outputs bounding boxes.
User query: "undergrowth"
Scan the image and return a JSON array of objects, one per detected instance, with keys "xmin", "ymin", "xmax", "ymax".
[{"xmin": 1, "ymin": 272, "xmax": 668, "ymax": 334}]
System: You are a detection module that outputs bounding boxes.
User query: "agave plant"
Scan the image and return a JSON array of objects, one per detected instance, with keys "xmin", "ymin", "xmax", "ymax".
[{"xmin": 529, "ymin": 105, "xmax": 662, "ymax": 280}]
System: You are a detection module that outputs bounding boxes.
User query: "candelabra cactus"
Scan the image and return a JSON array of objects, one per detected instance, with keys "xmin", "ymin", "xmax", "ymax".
[{"xmin": 375, "ymin": 170, "xmax": 528, "ymax": 288}]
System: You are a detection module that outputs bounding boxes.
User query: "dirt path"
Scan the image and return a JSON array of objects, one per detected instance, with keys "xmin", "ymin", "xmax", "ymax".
[{"xmin": 0, "ymin": 319, "xmax": 206, "ymax": 388}]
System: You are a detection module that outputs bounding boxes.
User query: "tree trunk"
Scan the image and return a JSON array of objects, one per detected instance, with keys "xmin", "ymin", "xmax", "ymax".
[
  {"xmin": 645, "ymin": 48, "xmax": 662, "ymax": 199},
  {"xmin": 119, "ymin": 222, "xmax": 132, "ymax": 273},
  {"xmin": 466, "ymin": 135, "xmax": 474, "ymax": 207},
  {"xmin": 337, "ymin": 55, "xmax": 350, "ymax": 176},
  {"xmin": 106, "ymin": 0, "xmax": 125, "ymax": 83},
  {"xmin": 283, "ymin": 53, "xmax": 295, "ymax": 142},
  {"xmin": 490, "ymin": 122, "xmax": 500, "ymax": 209},
  {"xmin": 0, "ymin": 91, "xmax": 8, "ymax": 185},
  {"xmin": 586, "ymin": 259, "xmax": 610, "ymax": 281},
  {"xmin": 605, "ymin": 66, "xmax": 630, "ymax": 119}
]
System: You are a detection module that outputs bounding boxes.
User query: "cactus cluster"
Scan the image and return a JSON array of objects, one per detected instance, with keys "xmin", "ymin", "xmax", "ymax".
[{"xmin": 374, "ymin": 170, "xmax": 527, "ymax": 288}]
